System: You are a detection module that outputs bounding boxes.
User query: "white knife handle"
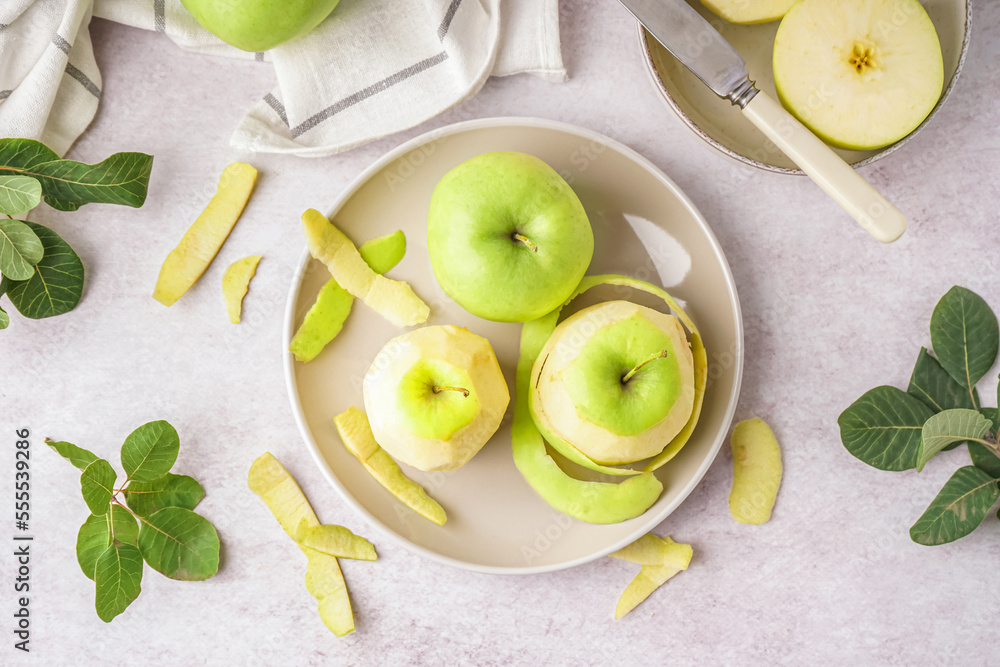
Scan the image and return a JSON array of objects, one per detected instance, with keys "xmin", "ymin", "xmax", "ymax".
[{"xmin": 741, "ymin": 91, "xmax": 906, "ymax": 244}]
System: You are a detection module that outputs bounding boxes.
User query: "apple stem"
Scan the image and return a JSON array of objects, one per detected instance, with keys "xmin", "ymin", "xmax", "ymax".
[
  {"xmin": 512, "ymin": 233, "xmax": 538, "ymax": 253},
  {"xmin": 621, "ymin": 350, "xmax": 669, "ymax": 384},
  {"xmin": 433, "ymin": 385, "xmax": 470, "ymax": 398}
]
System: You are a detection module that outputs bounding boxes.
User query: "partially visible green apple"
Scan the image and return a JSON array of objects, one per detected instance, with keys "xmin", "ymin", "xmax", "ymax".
[
  {"xmin": 700, "ymin": 0, "xmax": 798, "ymax": 24},
  {"xmin": 427, "ymin": 152, "xmax": 594, "ymax": 323},
  {"xmin": 773, "ymin": 0, "xmax": 944, "ymax": 150},
  {"xmin": 531, "ymin": 300, "xmax": 695, "ymax": 466},
  {"xmin": 181, "ymin": 0, "xmax": 342, "ymax": 52},
  {"xmin": 363, "ymin": 325, "xmax": 509, "ymax": 472}
]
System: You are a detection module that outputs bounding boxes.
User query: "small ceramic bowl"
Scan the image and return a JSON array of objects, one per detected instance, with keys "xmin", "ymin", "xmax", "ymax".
[{"xmin": 640, "ymin": 0, "xmax": 972, "ymax": 173}]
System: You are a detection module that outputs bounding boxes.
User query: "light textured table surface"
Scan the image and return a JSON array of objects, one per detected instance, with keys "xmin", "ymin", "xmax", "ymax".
[{"xmin": 6, "ymin": 2, "xmax": 1000, "ymax": 665}]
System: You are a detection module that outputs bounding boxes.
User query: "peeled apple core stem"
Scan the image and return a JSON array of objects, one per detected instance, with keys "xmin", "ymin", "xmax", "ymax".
[
  {"xmin": 433, "ymin": 385, "xmax": 470, "ymax": 397},
  {"xmin": 622, "ymin": 349, "xmax": 670, "ymax": 384}
]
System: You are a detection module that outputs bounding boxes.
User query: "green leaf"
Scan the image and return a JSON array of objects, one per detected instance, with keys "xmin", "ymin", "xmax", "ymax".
[
  {"xmin": 929, "ymin": 286, "xmax": 999, "ymax": 404},
  {"xmin": 0, "ymin": 138, "xmax": 153, "ymax": 210},
  {"xmin": 1, "ymin": 222, "xmax": 83, "ymax": 319},
  {"xmin": 121, "ymin": 420, "xmax": 179, "ymax": 483},
  {"xmin": 909, "ymin": 466, "xmax": 1000, "ymax": 545},
  {"xmin": 137, "ymin": 507, "xmax": 219, "ymax": 581},
  {"xmin": 76, "ymin": 506, "xmax": 139, "ymax": 581},
  {"xmin": 109, "ymin": 504, "xmax": 139, "ymax": 545},
  {"xmin": 969, "ymin": 443, "xmax": 1000, "ymax": 479},
  {"xmin": 46, "ymin": 439, "xmax": 99, "ymax": 470},
  {"xmin": 916, "ymin": 409, "xmax": 992, "ymax": 471},
  {"xmin": 838, "ymin": 386, "xmax": 935, "ymax": 471},
  {"xmin": 80, "ymin": 459, "xmax": 116, "ymax": 516},
  {"xmin": 0, "ymin": 175, "xmax": 41, "ymax": 215},
  {"xmin": 94, "ymin": 542, "xmax": 143, "ymax": 622},
  {"xmin": 124, "ymin": 473, "xmax": 204, "ymax": 516},
  {"xmin": 907, "ymin": 347, "xmax": 979, "ymax": 413},
  {"xmin": 979, "ymin": 407, "xmax": 998, "ymax": 435},
  {"xmin": 0, "ymin": 303, "xmax": 7, "ymax": 329},
  {"xmin": 77, "ymin": 514, "xmax": 110, "ymax": 581},
  {"xmin": 968, "ymin": 408, "xmax": 1000, "ymax": 478},
  {"xmin": 0, "ymin": 218, "xmax": 43, "ymax": 281}
]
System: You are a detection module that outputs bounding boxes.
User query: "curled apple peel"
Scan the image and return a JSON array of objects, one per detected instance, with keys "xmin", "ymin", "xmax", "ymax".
[
  {"xmin": 513, "ymin": 275, "xmax": 708, "ymax": 524},
  {"xmin": 290, "ymin": 230, "xmax": 406, "ymax": 363},
  {"xmin": 610, "ymin": 534, "xmax": 693, "ymax": 619},
  {"xmin": 248, "ymin": 452, "xmax": 356, "ymax": 637}
]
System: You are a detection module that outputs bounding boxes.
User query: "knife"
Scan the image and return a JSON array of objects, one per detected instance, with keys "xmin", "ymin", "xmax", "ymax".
[{"xmin": 619, "ymin": 0, "xmax": 907, "ymax": 243}]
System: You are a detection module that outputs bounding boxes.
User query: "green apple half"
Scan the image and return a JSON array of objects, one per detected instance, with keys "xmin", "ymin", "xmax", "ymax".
[
  {"xmin": 427, "ymin": 152, "xmax": 595, "ymax": 323},
  {"xmin": 700, "ymin": 0, "xmax": 798, "ymax": 24},
  {"xmin": 181, "ymin": 0, "xmax": 341, "ymax": 52},
  {"xmin": 773, "ymin": 0, "xmax": 944, "ymax": 151},
  {"xmin": 363, "ymin": 325, "xmax": 509, "ymax": 472},
  {"xmin": 530, "ymin": 301, "xmax": 695, "ymax": 466},
  {"xmin": 512, "ymin": 275, "xmax": 708, "ymax": 525}
]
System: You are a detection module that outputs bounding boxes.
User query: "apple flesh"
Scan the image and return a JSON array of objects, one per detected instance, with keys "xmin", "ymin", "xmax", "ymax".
[
  {"xmin": 427, "ymin": 152, "xmax": 594, "ymax": 323},
  {"xmin": 531, "ymin": 301, "xmax": 695, "ymax": 466},
  {"xmin": 699, "ymin": 0, "xmax": 798, "ymax": 24},
  {"xmin": 180, "ymin": 0, "xmax": 341, "ymax": 52},
  {"xmin": 773, "ymin": 0, "xmax": 944, "ymax": 150},
  {"xmin": 363, "ymin": 326, "xmax": 509, "ymax": 472}
]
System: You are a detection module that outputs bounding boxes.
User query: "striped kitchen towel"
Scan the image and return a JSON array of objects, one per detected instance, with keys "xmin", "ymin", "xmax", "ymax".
[{"xmin": 0, "ymin": 0, "xmax": 565, "ymax": 157}]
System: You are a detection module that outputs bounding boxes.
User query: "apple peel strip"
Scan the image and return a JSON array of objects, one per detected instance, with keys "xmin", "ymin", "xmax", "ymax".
[
  {"xmin": 610, "ymin": 533, "xmax": 693, "ymax": 620},
  {"xmin": 248, "ymin": 452, "xmax": 357, "ymax": 637},
  {"xmin": 514, "ymin": 315, "xmax": 664, "ymax": 524}
]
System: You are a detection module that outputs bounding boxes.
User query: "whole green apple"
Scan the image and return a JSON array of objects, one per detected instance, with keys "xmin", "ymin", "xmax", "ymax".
[
  {"xmin": 530, "ymin": 300, "xmax": 695, "ymax": 466},
  {"xmin": 180, "ymin": 0, "xmax": 342, "ymax": 52},
  {"xmin": 363, "ymin": 325, "xmax": 509, "ymax": 472},
  {"xmin": 427, "ymin": 152, "xmax": 594, "ymax": 323}
]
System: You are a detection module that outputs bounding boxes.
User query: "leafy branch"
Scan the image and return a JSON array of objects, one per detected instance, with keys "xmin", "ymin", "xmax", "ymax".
[
  {"xmin": 0, "ymin": 138, "xmax": 153, "ymax": 329},
  {"xmin": 47, "ymin": 421, "xmax": 219, "ymax": 622},
  {"xmin": 839, "ymin": 286, "xmax": 1000, "ymax": 546}
]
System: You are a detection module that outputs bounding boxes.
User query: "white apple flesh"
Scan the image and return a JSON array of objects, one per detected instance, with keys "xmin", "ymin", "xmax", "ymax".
[
  {"xmin": 363, "ymin": 325, "xmax": 509, "ymax": 472},
  {"xmin": 530, "ymin": 301, "xmax": 695, "ymax": 466},
  {"xmin": 773, "ymin": 0, "xmax": 944, "ymax": 151}
]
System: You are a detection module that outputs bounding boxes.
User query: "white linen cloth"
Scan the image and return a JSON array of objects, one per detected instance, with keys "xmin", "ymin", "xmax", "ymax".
[{"xmin": 0, "ymin": 0, "xmax": 565, "ymax": 157}]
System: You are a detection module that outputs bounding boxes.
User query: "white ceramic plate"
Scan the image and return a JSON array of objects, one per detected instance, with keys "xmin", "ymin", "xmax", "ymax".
[
  {"xmin": 640, "ymin": 0, "xmax": 971, "ymax": 173},
  {"xmin": 284, "ymin": 117, "xmax": 743, "ymax": 574}
]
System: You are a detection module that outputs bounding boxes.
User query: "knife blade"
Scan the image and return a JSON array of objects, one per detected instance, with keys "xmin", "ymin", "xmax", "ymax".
[
  {"xmin": 618, "ymin": 0, "xmax": 907, "ymax": 243},
  {"xmin": 620, "ymin": 0, "xmax": 754, "ymax": 104}
]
